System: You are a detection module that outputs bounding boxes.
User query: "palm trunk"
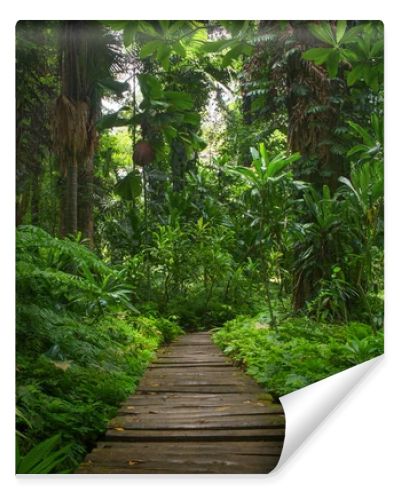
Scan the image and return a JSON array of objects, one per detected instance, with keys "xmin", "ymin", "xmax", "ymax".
[
  {"xmin": 67, "ymin": 158, "xmax": 78, "ymax": 235},
  {"xmin": 78, "ymin": 156, "xmax": 94, "ymax": 247}
]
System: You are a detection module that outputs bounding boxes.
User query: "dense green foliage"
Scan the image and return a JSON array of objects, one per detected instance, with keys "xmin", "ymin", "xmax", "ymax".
[
  {"xmin": 16, "ymin": 225, "xmax": 182, "ymax": 471},
  {"xmin": 214, "ymin": 313, "xmax": 383, "ymax": 398},
  {"xmin": 16, "ymin": 20, "xmax": 383, "ymax": 472}
]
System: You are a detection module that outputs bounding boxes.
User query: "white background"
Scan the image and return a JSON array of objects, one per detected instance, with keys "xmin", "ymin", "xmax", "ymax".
[{"xmin": 1, "ymin": 1, "xmax": 399, "ymax": 498}]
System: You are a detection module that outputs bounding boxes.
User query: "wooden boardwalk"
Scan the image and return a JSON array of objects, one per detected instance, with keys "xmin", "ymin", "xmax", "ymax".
[{"xmin": 77, "ymin": 331, "xmax": 285, "ymax": 474}]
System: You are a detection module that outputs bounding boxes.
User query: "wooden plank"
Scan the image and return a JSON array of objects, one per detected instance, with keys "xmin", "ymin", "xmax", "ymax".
[
  {"xmin": 118, "ymin": 405, "xmax": 283, "ymax": 417},
  {"xmin": 143, "ymin": 370, "xmax": 239, "ymax": 376},
  {"xmin": 156, "ymin": 353, "xmax": 226, "ymax": 358},
  {"xmin": 171, "ymin": 338, "xmax": 212, "ymax": 345},
  {"xmin": 123, "ymin": 393, "xmax": 276, "ymax": 406},
  {"xmin": 136, "ymin": 386, "xmax": 259, "ymax": 394},
  {"xmin": 77, "ymin": 330, "xmax": 285, "ymax": 474},
  {"xmin": 138, "ymin": 377, "xmax": 256, "ymax": 388},
  {"xmin": 87, "ymin": 440, "xmax": 284, "ymax": 455},
  {"xmin": 77, "ymin": 441, "xmax": 282, "ymax": 474},
  {"xmin": 108, "ymin": 414, "xmax": 285, "ymax": 430},
  {"xmin": 77, "ymin": 461, "xmax": 278, "ymax": 474},
  {"xmin": 105, "ymin": 427, "xmax": 285, "ymax": 441},
  {"xmin": 151, "ymin": 360, "xmax": 234, "ymax": 368},
  {"xmin": 149, "ymin": 363, "xmax": 237, "ymax": 369},
  {"xmin": 141, "ymin": 369, "xmax": 242, "ymax": 379}
]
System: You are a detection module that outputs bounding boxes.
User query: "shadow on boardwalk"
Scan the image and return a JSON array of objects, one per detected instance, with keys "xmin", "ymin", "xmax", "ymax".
[{"xmin": 77, "ymin": 331, "xmax": 285, "ymax": 474}]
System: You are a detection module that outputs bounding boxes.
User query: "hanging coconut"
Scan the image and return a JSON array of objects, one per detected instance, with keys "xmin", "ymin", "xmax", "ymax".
[{"xmin": 133, "ymin": 141, "xmax": 155, "ymax": 166}]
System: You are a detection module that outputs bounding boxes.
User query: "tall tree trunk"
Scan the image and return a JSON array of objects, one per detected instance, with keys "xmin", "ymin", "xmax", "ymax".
[
  {"xmin": 285, "ymin": 24, "xmax": 348, "ymax": 309},
  {"xmin": 78, "ymin": 156, "xmax": 94, "ymax": 247},
  {"xmin": 30, "ymin": 170, "xmax": 41, "ymax": 226},
  {"xmin": 286, "ymin": 27, "xmax": 347, "ymax": 191},
  {"xmin": 59, "ymin": 164, "xmax": 68, "ymax": 237},
  {"xmin": 66, "ymin": 158, "xmax": 78, "ymax": 235}
]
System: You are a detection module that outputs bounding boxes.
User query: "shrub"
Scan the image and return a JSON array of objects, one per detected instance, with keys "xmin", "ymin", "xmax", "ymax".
[{"xmin": 213, "ymin": 313, "xmax": 383, "ymax": 398}]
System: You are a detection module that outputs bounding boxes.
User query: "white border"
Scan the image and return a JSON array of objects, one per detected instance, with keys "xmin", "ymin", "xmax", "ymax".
[{"xmin": 2, "ymin": 2, "xmax": 399, "ymax": 498}]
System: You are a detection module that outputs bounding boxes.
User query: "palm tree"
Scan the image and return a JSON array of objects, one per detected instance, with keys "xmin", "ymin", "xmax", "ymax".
[{"xmin": 54, "ymin": 21, "xmax": 125, "ymax": 245}]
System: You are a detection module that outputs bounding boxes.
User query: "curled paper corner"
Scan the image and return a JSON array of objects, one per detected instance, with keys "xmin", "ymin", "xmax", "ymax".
[{"xmin": 273, "ymin": 354, "xmax": 384, "ymax": 472}]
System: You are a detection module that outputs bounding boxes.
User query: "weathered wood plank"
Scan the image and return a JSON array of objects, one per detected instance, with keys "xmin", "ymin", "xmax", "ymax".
[
  {"xmin": 123, "ymin": 393, "xmax": 276, "ymax": 406},
  {"xmin": 105, "ymin": 427, "xmax": 285, "ymax": 441},
  {"xmin": 86, "ymin": 440, "xmax": 284, "ymax": 455},
  {"xmin": 78, "ymin": 461, "xmax": 278, "ymax": 474},
  {"xmin": 108, "ymin": 414, "xmax": 285, "ymax": 430},
  {"xmin": 77, "ymin": 441, "xmax": 283, "ymax": 474},
  {"xmin": 77, "ymin": 331, "xmax": 285, "ymax": 474},
  {"xmin": 118, "ymin": 404, "xmax": 283, "ymax": 417}
]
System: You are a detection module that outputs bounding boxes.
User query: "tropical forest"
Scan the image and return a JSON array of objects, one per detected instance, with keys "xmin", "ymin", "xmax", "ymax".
[{"xmin": 16, "ymin": 20, "xmax": 384, "ymax": 473}]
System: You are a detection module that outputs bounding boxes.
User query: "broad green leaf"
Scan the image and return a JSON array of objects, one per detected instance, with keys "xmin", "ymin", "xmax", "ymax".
[
  {"xmin": 138, "ymin": 74, "xmax": 163, "ymax": 100},
  {"xmin": 302, "ymin": 47, "xmax": 333, "ymax": 65},
  {"xmin": 182, "ymin": 112, "xmax": 201, "ymax": 126},
  {"xmin": 200, "ymin": 39, "xmax": 233, "ymax": 53},
  {"xmin": 16, "ymin": 435, "xmax": 70, "ymax": 474},
  {"xmin": 339, "ymin": 176, "xmax": 361, "ymax": 202},
  {"xmin": 188, "ymin": 26, "xmax": 208, "ymax": 47},
  {"xmin": 250, "ymin": 147, "xmax": 260, "ymax": 161},
  {"xmin": 336, "ymin": 20, "xmax": 347, "ymax": 43},
  {"xmin": 233, "ymin": 166, "xmax": 259, "ymax": 185},
  {"xmin": 164, "ymin": 125, "xmax": 178, "ymax": 141},
  {"xmin": 251, "ymin": 95, "xmax": 266, "ymax": 112},
  {"xmin": 326, "ymin": 50, "xmax": 340, "ymax": 78},
  {"xmin": 268, "ymin": 152, "xmax": 300, "ymax": 177},
  {"xmin": 190, "ymin": 133, "xmax": 207, "ymax": 151},
  {"xmin": 164, "ymin": 91, "xmax": 193, "ymax": 110},
  {"xmin": 157, "ymin": 45, "xmax": 171, "ymax": 70},
  {"xmin": 347, "ymin": 120, "xmax": 374, "ymax": 145},
  {"xmin": 259, "ymin": 143, "xmax": 269, "ymax": 168},
  {"xmin": 371, "ymin": 39, "xmax": 384, "ymax": 57},
  {"xmin": 221, "ymin": 20, "xmax": 248, "ymax": 36},
  {"xmin": 346, "ymin": 64, "xmax": 365, "ymax": 86},
  {"xmin": 222, "ymin": 43, "xmax": 252, "ymax": 66},
  {"xmin": 140, "ymin": 40, "xmax": 163, "ymax": 58},
  {"xmin": 347, "ymin": 145, "xmax": 368, "ymax": 157},
  {"xmin": 308, "ymin": 22, "xmax": 336, "ymax": 46},
  {"xmin": 137, "ymin": 21, "xmax": 159, "ymax": 37},
  {"xmin": 371, "ymin": 113, "xmax": 383, "ymax": 143},
  {"xmin": 115, "ymin": 171, "xmax": 142, "ymax": 200},
  {"xmin": 159, "ymin": 20, "xmax": 170, "ymax": 32},
  {"xmin": 173, "ymin": 41, "xmax": 186, "ymax": 57},
  {"xmin": 123, "ymin": 23, "xmax": 138, "ymax": 48},
  {"xmin": 340, "ymin": 24, "xmax": 365, "ymax": 44}
]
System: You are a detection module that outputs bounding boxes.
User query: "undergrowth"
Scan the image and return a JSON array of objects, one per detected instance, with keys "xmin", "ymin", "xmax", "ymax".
[
  {"xmin": 16, "ymin": 225, "xmax": 182, "ymax": 472},
  {"xmin": 213, "ymin": 313, "xmax": 384, "ymax": 399}
]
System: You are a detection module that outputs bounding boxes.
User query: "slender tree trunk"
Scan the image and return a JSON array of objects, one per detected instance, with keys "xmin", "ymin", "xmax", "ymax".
[
  {"xmin": 30, "ymin": 170, "xmax": 41, "ymax": 226},
  {"xmin": 16, "ymin": 192, "xmax": 29, "ymax": 226},
  {"xmin": 59, "ymin": 184, "xmax": 67, "ymax": 236},
  {"xmin": 171, "ymin": 138, "xmax": 186, "ymax": 192},
  {"xmin": 66, "ymin": 158, "xmax": 78, "ymax": 235},
  {"xmin": 78, "ymin": 156, "xmax": 94, "ymax": 247}
]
